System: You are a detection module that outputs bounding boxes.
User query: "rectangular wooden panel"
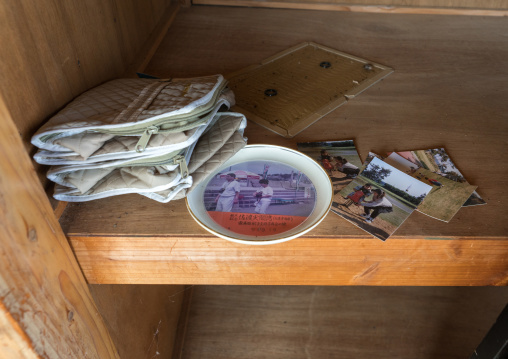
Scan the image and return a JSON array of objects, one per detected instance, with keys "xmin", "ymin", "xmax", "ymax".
[
  {"xmin": 177, "ymin": 286, "xmax": 508, "ymax": 359},
  {"xmin": 228, "ymin": 42, "xmax": 393, "ymax": 137},
  {"xmin": 89, "ymin": 284, "xmax": 185, "ymax": 359},
  {"xmin": 69, "ymin": 235, "xmax": 508, "ymax": 285},
  {"xmin": 0, "ymin": 94, "xmax": 119, "ymax": 357}
]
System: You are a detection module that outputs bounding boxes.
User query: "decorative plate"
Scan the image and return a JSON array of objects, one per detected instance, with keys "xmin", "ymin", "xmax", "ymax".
[{"xmin": 186, "ymin": 145, "xmax": 333, "ymax": 245}]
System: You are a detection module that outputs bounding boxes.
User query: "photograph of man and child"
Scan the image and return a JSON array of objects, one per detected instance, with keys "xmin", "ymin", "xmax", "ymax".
[
  {"xmin": 214, "ymin": 173, "xmax": 273, "ymax": 215},
  {"xmin": 204, "ymin": 161, "xmax": 317, "ymax": 236}
]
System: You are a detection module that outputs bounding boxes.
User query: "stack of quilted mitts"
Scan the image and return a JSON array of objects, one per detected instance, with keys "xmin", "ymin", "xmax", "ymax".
[{"xmin": 31, "ymin": 74, "xmax": 247, "ymax": 202}]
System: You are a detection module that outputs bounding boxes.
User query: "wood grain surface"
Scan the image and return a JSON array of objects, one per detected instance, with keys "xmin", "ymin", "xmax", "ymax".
[
  {"xmin": 89, "ymin": 284, "xmax": 185, "ymax": 359},
  {"xmin": 0, "ymin": 95, "xmax": 118, "ymax": 357},
  {"xmin": 69, "ymin": 235, "xmax": 508, "ymax": 285},
  {"xmin": 0, "ymin": 302, "xmax": 39, "ymax": 359},
  {"xmin": 192, "ymin": 0, "xmax": 508, "ymax": 15},
  {"xmin": 59, "ymin": 7, "xmax": 508, "ymax": 285},
  {"xmin": 178, "ymin": 286, "xmax": 508, "ymax": 359}
]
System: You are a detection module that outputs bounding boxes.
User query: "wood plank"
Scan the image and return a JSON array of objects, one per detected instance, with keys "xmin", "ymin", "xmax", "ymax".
[
  {"xmin": 192, "ymin": 0, "xmax": 508, "ymax": 16},
  {"xmin": 0, "ymin": 302, "xmax": 39, "ymax": 359},
  {"xmin": 197, "ymin": 0, "xmax": 508, "ymax": 9},
  {"xmin": 89, "ymin": 284, "xmax": 185, "ymax": 359},
  {"xmin": 0, "ymin": 95, "xmax": 118, "ymax": 357},
  {"xmin": 68, "ymin": 235, "xmax": 508, "ymax": 285},
  {"xmin": 179, "ymin": 286, "xmax": 508, "ymax": 359}
]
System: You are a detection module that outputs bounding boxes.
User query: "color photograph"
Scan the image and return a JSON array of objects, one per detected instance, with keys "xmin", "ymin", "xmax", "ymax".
[
  {"xmin": 297, "ymin": 140, "xmax": 362, "ymax": 195},
  {"xmin": 203, "ymin": 161, "xmax": 316, "ymax": 237},
  {"xmin": 389, "ymin": 149, "xmax": 486, "ymax": 206},
  {"xmin": 331, "ymin": 156, "xmax": 432, "ymax": 241},
  {"xmin": 385, "ymin": 152, "xmax": 480, "ymax": 220},
  {"xmin": 412, "ymin": 167, "xmax": 478, "ymax": 222}
]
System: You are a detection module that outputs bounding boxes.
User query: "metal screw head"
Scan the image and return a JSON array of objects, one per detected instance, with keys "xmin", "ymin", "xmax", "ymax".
[
  {"xmin": 264, "ymin": 89, "xmax": 278, "ymax": 97},
  {"xmin": 320, "ymin": 61, "xmax": 331, "ymax": 69},
  {"xmin": 363, "ymin": 63, "xmax": 374, "ymax": 71}
]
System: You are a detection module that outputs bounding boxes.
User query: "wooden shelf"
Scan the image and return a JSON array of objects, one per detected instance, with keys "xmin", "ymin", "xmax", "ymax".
[{"xmin": 61, "ymin": 6, "xmax": 508, "ymax": 286}]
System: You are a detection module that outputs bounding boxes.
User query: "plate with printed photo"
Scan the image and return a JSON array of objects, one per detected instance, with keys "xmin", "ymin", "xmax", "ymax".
[{"xmin": 186, "ymin": 145, "xmax": 333, "ymax": 244}]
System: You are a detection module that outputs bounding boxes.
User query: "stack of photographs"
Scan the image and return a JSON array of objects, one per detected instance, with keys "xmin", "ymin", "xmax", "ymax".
[{"xmin": 298, "ymin": 141, "xmax": 484, "ymax": 241}]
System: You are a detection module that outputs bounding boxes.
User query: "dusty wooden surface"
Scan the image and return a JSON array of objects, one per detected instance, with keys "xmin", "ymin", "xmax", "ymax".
[
  {"xmin": 60, "ymin": 7, "xmax": 508, "ymax": 285},
  {"xmin": 89, "ymin": 284, "xmax": 185, "ymax": 359},
  {"xmin": 192, "ymin": 0, "xmax": 508, "ymax": 16},
  {"xmin": 0, "ymin": 94, "xmax": 119, "ymax": 357},
  {"xmin": 177, "ymin": 286, "xmax": 508, "ymax": 359}
]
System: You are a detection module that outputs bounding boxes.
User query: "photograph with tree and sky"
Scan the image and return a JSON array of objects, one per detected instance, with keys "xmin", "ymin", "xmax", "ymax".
[
  {"xmin": 388, "ymin": 148, "xmax": 485, "ymax": 207},
  {"xmin": 384, "ymin": 152, "xmax": 478, "ymax": 222},
  {"xmin": 332, "ymin": 156, "xmax": 432, "ymax": 241}
]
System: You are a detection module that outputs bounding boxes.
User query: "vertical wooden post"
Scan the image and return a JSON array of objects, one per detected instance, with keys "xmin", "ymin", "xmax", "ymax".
[{"xmin": 0, "ymin": 95, "xmax": 119, "ymax": 358}]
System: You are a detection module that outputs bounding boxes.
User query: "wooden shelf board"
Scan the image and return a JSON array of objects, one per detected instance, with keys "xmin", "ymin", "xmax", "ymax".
[
  {"xmin": 68, "ymin": 234, "xmax": 508, "ymax": 285},
  {"xmin": 60, "ymin": 6, "xmax": 508, "ymax": 285},
  {"xmin": 192, "ymin": 0, "xmax": 508, "ymax": 16}
]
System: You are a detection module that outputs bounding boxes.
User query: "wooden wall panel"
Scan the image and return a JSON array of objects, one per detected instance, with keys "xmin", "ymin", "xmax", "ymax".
[
  {"xmin": 89, "ymin": 285, "xmax": 185, "ymax": 359},
  {"xmin": 0, "ymin": 0, "xmax": 174, "ymax": 147},
  {"xmin": 178, "ymin": 286, "xmax": 508, "ymax": 359},
  {"xmin": 0, "ymin": 94, "xmax": 118, "ymax": 357}
]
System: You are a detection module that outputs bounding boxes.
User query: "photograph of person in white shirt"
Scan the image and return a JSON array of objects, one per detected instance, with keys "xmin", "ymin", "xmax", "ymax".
[
  {"xmin": 253, "ymin": 179, "xmax": 273, "ymax": 214},
  {"xmin": 215, "ymin": 173, "xmax": 241, "ymax": 212},
  {"xmin": 359, "ymin": 188, "xmax": 393, "ymax": 223}
]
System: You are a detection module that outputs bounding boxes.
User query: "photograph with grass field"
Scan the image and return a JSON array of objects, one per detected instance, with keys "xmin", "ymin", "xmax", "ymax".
[
  {"xmin": 331, "ymin": 157, "xmax": 432, "ymax": 241},
  {"xmin": 412, "ymin": 168, "xmax": 477, "ymax": 222},
  {"xmin": 385, "ymin": 152, "xmax": 480, "ymax": 221},
  {"xmin": 297, "ymin": 140, "xmax": 362, "ymax": 195},
  {"xmin": 390, "ymin": 149, "xmax": 486, "ymax": 206}
]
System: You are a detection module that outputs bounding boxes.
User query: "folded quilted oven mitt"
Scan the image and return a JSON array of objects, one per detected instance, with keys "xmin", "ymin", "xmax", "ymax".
[
  {"xmin": 50, "ymin": 112, "xmax": 247, "ymax": 202},
  {"xmin": 31, "ymin": 74, "xmax": 248, "ymax": 202},
  {"xmin": 32, "ymin": 74, "xmax": 232, "ymax": 164}
]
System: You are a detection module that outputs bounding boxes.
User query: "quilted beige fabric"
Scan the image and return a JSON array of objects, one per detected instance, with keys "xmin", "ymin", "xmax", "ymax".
[
  {"xmin": 152, "ymin": 123, "xmax": 247, "ymax": 202},
  {"xmin": 34, "ymin": 91, "xmax": 233, "ymax": 164},
  {"xmin": 32, "ymin": 74, "xmax": 247, "ymax": 203},
  {"xmin": 50, "ymin": 112, "xmax": 247, "ymax": 202},
  {"xmin": 39, "ymin": 97, "xmax": 232, "ymax": 169},
  {"xmin": 187, "ymin": 131, "xmax": 247, "ymax": 193},
  {"xmin": 32, "ymin": 75, "xmax": 226, "ymax": 152}
]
